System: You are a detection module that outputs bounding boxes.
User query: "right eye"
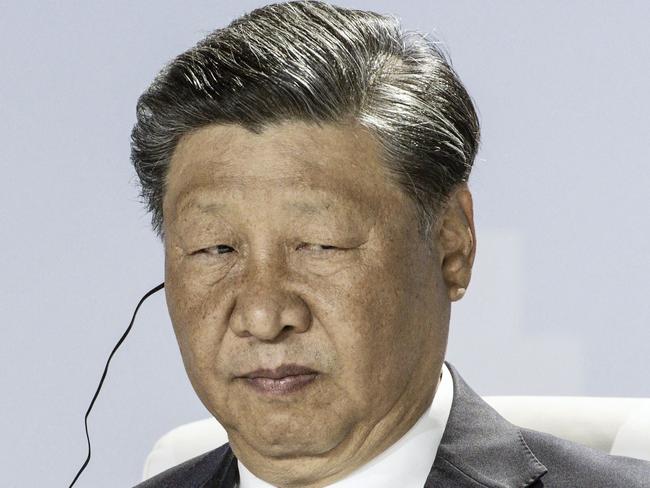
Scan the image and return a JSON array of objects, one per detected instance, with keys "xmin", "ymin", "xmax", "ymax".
[{"xmin": 197, "ymin": 244, "xmax": 235, "ymax": 256}]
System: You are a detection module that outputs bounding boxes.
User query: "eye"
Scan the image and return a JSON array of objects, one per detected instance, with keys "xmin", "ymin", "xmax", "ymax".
[
  {"xmin": 196, "ymin": 244, "xmax": 235, "ymax": 256},
  {"xmin": 297, "ymin": 243, "xmax": 340, "ymax": 252}
]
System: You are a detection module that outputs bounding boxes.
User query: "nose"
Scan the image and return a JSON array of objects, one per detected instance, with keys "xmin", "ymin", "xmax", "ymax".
[{"xmin": 229, "ymin": 260, "xmax": 311, "ymax": 342}]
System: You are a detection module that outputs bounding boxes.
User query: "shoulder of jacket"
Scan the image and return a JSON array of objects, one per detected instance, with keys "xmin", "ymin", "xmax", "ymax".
[
  {"xmin": 131, "ymin": 443, "xmax": 230, "ymax": 488},
  {"xmin": 519, "ymin": 427, "xmax": 650, "ymax": 488}
]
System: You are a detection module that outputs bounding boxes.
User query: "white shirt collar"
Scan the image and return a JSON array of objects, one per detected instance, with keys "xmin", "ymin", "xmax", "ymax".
[{"xmin": 238, "ymin": 362, "xmax": 453, "ymax": 488}]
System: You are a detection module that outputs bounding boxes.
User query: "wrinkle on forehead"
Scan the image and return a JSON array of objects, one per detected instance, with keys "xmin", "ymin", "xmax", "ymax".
[
  {"xmin": 173, "ymin": 179, "xmax": 370, "ymax": 213},
  {"xmin": 165, "ymin": 186, "xmax": 378, "ymax": 242},
  {"xmin": 167, "ymin": 120, "xmax": 384, "ymax": 180},
  {"xmin": 163, "ymin": 121, "xmax": 412, "ymax": 230}
]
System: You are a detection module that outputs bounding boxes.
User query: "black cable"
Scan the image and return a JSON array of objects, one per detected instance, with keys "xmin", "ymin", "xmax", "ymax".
[{"xmin": 68, "ymin": 282, "xmax": 165, "ymax": 487}]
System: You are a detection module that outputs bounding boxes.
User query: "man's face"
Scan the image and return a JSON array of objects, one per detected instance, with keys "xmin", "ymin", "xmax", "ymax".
[{"xmin": 162, "ymin": 120, "xmax": 451, "ymax": 482}]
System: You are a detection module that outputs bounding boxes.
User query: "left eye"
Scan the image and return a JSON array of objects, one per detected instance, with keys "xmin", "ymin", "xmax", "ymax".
[{"xmin": 298, "ymin": 243, "xmax": 339, "ymax": 252}]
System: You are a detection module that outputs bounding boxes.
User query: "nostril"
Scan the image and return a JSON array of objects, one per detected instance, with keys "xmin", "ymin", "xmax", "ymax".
[{"xmin": 262, "ymin": 324, "xmax": 296, "ymax": 343}]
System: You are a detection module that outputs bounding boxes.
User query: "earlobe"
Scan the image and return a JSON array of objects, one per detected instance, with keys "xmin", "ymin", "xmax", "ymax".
[
  {"xmin": 451, "ymin": 287, "xmax": 466, "ymax": 301},
  {"xmin": 441, "ymin": 247, "xmax": 472, "ymax": 301}
]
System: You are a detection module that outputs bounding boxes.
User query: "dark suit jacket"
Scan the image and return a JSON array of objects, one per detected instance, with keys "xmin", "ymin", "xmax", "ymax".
[{"xmin": 134, "ymin": 362, "xmax": 650, "ymax": 487}]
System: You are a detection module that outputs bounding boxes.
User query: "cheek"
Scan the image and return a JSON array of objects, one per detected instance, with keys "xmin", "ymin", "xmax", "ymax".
[
  {"xmin": 335, "ymin": 253, "xmax": 434, "ymax": 395},
  {"xmin": 165, "ymin": 261, "xmax": 226, "ymax": 381},
  {"xmin": 165, "ymin": 245, "xmax": 224, "ymax": 326}
]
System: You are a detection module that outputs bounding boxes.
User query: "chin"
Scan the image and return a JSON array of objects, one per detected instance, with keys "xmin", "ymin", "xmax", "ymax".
[
  {"xmin": 259, "ymin": 438, "xmax": 331, "ymax": 458},
  {"xmin": 237, "ymin": 415, "xmax": 349, "ymax": 458}
]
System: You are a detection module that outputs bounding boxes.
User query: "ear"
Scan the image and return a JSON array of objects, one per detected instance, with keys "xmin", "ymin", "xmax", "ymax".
[{"xmin": 436, "ymin": 183, "xmax": 477, "ymax": 302}]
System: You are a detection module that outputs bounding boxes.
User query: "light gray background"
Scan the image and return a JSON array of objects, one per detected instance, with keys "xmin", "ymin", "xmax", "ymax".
[{"xmin": 1, "ymin": 1, "xmax": 648, "ymax": 487}]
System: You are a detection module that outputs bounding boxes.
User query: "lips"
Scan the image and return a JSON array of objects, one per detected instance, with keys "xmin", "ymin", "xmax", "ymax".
[
  {"xmin": 238, "ymin": 364, "xmax": 320, "ymax": 395},
  {"xmin": 240, "ymin": 363, "xmax": 318, "ymax": 379}
]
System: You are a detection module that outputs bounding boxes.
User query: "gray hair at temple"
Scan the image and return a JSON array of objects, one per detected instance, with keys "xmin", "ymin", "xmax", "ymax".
[{"xmin": 130, "ymin": 0, "xmax": 480, "ymax": 244}]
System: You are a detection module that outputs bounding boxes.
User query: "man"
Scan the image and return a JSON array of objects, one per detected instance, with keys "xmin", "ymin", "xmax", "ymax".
[{"xmin": 130, "ymin": 2, "xmax": 650, "ymax": 487}]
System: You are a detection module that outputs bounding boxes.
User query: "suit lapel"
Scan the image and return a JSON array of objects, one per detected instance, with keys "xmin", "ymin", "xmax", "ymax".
[
  {"xmin": 202, "ymin": 444, "xmax": 239, "ymax": 488},
  {"xmin": 425, "ymin": 362, "xmax": 548, "ymax": 487}
]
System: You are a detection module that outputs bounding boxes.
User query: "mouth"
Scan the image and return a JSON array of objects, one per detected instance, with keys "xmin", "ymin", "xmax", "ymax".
[{"xmin": 237, "ymin": 364, "xmax": 320, "ymax": 395}]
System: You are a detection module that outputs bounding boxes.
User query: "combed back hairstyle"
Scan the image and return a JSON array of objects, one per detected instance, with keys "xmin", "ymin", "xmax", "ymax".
[{"xmin": 131, "ymin": 0, "xmax": 480, "ymax": 243}]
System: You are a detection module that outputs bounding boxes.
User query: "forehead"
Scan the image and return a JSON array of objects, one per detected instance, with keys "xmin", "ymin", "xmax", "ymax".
[{"xmin": 163, "ymin": 121, "xmax": 404, "ymax": 217}]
